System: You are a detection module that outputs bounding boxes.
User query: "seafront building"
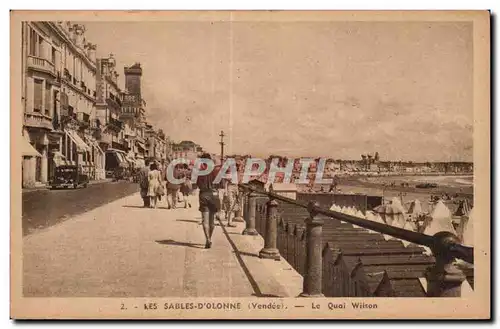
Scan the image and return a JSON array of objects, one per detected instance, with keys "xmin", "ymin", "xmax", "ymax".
[
  {"xmin": 21, "ymin": 21, "xmax": 172, "ymax": 188},
  {"xmin": 21, "ymin": 21, "xmax": 102, "ymax": 187},
  {"xmin": 171, "ymin": 140, "xmax": 203, "ymax": 164}
]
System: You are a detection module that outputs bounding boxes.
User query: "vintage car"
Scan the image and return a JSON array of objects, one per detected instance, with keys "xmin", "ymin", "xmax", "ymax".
[
  {"xmin": 415, "ymin": 182, "xmax": 438, "ymax": 189},
  {"xmin": 50, "ymin": 165, "xmax": 89, "ymax": 189}
]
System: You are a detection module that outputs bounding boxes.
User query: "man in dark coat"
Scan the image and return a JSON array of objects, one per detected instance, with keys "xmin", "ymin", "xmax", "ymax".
[{"xmin": 138, "ymin": 159, "xmax": 151, "ymax": 207}]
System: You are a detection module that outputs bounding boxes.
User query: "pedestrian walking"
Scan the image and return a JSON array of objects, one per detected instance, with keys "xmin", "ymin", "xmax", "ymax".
[
  {"xmin": 138, "ymin": 159, "xmax": 151, "ymax": 208},
  {"xmin": 196, "ymin": 153, "xmax": 222, "ymax": 249},
  {"xmin": 147, "ymin": 162, "xmax": 162, "ymax": 209},
  {"xmin": 222, "ymin": 169, "xmax": 242, "ymax": 227},
  {"xmin": 180, "ymin": 175, "xmax": 193, "ymax": 208},
  {"xmin": 165, "ymin": 164, "xmax": 182, "ymax": 209}
]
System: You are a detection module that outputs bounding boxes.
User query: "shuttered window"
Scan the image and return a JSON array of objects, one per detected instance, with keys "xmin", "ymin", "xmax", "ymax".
[
  {"xmin": 29, "ymin": 28, "xmax": 37, "ymax": 56},
  {"xmin": 44, "ymin": 84, "xmax": 51, "ymax": 116},
  {"xmin": 33, "ymin": 79, "xmax": 43, "ymax": 112}
]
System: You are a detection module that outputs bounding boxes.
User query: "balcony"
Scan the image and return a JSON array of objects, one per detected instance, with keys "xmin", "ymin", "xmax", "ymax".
[
  {"xmin": 24, "ymin": 112, "xmax": 53, "ymax": 130},
  {"xmin": 120, "ymin": 106, "xmax": 140, "ymax": 119},
  {"xmin": 97, "ymin": 131, "xmax": 113, "ymax": 145},
  {"xmin": 107, "ymin": 117, "xmax": 123, "ymax": 132},
  {"xmin": 27, "ymin": 56, "xmax": 56, "ymax": 77},
  {"xmin": 135, "ymin": 134, "xmax": 145, "ymax": 144},
  {"xmin": 106, "ymin": 97, "xmax": 122, "ymax": 111},
  {"xmin": 76, "ymin": 112, "xmax": 91, "ymax": 129}
]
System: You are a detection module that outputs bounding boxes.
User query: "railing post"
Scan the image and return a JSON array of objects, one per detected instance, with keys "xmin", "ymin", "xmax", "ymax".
[
  {"xmin": 242, "ymin": 191, "xmax": 258, "ymax": 236},
  {"xmin": 425, "ymin": 232, "xmax": 466, "ymax": 297},
  {"xmin": 259, "ymin": 198, "xmax": 281, "ymax": 260},
  {"xmin": 299, "ymin": 201, "xmax": 324, "ymax": 297},
  {"xmin": 233, "ymin": 192, "xmax": 245, "ymax": 222}
]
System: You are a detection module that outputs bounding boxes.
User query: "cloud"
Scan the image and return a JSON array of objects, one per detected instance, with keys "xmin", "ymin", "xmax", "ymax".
[{"xmin": 82, "ymin": 20, "xmax": 473, "ymax": 162}]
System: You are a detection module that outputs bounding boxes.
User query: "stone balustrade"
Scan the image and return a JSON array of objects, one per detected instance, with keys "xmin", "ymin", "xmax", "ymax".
[{"xmin": 239, "ymin": 183, "xmax": 474, "ymax": 298}]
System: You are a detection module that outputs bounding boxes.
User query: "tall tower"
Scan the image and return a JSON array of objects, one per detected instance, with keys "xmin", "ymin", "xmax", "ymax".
[{"xmin": 124, "ymin": 63, "xmax": 142, "ymax": 98}]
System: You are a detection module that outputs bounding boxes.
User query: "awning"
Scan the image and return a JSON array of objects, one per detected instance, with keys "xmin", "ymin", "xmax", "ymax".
[
  {"xmin": 52, "ymin": 151, "xmax": 67, "ymax": 166},
  {"xmin": 85, "ymin": 137, "xmax": 104, "ymax": 155},
  {"xmin": 65, "ymin": 129, "xmax": 90, "ymax": 152},
  {"xmin": 22, "ymin": 138, "xmax": 41, "ymax": 157},
  {"xmin": 136, "ymin": 140, "xmax": 146, "ymax": 150},
  {"xmin": 135, "ymin": 159, "xmax": 146, "ymax": 168}
]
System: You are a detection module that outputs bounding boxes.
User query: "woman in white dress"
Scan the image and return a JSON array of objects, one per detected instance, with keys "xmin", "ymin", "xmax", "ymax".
[{"xmin": 147, "ymin": 162, "xmax": 162, "ymax": 208}]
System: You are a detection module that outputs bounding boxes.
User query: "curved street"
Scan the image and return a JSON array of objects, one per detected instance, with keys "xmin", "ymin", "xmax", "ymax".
[{"xmin": 22, "ymin": 181, "xmax": 139, "ymax": 236}]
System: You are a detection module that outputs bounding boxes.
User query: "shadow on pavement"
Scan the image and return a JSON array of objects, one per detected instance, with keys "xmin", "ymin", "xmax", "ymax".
[
  {"xmin": 122, "ymin": 205, "xmax": 147, "ymax": 209},
  {"xmin": 251, "ymin": 293, "xmax": 280, "ymax": 298},
  {"xmin": 237, "ymin": 251, "xmax": 260, "ymax": 258},
  {"xmin": 176, "ymin": 219, "xmax": 200, "ymax": 224},
  {"xmin": 155, "ymin": 239, "xmax": 205, "ymax": 249}
]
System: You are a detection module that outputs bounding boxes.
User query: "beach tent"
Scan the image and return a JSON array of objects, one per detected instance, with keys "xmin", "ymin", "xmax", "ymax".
[
  {"xmin": 454, "ymin": 199, "xmax": 472, "ymax": 217},
  {"xmin": 423, "ymin": 200, "xmax": 456, "ymax": 236},
  {"xmin": 407, "ymin": 199, "xmax": 424, "ymax": 217},
  {"xmin": 462, "ymin": 208, "xmax": 474, "ymax": 247},
  {"xmin": 373, "ymin": 201, "xmax": 405, "ymax": 227}
]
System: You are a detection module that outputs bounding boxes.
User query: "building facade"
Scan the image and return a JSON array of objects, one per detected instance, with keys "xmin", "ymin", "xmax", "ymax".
[
  {"xmin": 21, "ymin": 21, "xmax": 105, "ymax": 187},
  {"xmin": 144, "ymin": 124, "xmax": 169, "ymax": 162},
  {"xmin": 21, "ymin": 23, "xmax": 175, "ymax": 187},
  {"xmin": 95, "ymin": 54, "xmax": 126, "ymax": 153},
  {"xmin": 171, "ymin": 140, "xmax": 202, "ymax": 163},
  {"xmin": 121, "ymin": 63, "xmax": 147, "ymax": 164}
]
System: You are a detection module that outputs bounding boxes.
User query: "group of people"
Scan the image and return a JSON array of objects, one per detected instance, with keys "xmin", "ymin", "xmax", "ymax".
[
  {"xmin": 137, "ymin": 159, "xmax": 193, "ymax": 209},
  {"xmin": 136, "ymin": 154, "xmax": 243, "ymax": 249}
]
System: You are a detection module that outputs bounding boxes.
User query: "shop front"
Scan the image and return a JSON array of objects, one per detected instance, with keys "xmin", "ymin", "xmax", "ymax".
[
  {"xmin": 63, "ymin": 129, "xmax": 94, "ymax": 178},
  {"xmin": 22, "ymin": 135, "xmax": 42, "ymax": 188}
]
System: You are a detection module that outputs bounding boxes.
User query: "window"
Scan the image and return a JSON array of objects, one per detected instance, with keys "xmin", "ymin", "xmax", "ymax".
[
  {"xmin": 33, "ymin": 79, "xmax": 43, "ymax": 112},
  {"xmin": 44, "ymin": 84, "xmax": 51, "ymax": 116},
  {"xmin": 29, "ymin": 28, "xmax": 37, "ymax": 56},
  {"xmin": 51, "ymin": 47, "xmax": 56, "ymax": 64},
  {"xmin": 38, "ymin": 37, "xmax": 43, "ymax": 58},
  {"xmin": 62, "ymin": 133, "xmax": 67, "ymax": 157}
]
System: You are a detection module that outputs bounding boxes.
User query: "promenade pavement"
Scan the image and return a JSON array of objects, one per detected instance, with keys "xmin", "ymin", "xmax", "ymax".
[{"xmin": 23, "ymin": 192, "xmax": 256, "ymax": 297}]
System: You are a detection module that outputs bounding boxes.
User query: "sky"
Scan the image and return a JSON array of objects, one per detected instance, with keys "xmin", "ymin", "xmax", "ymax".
[{"xmin": 82, "ymin": 20, "xmax": 473, "ymax": 162}]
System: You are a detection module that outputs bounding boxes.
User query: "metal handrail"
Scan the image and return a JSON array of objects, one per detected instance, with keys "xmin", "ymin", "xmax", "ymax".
[{"xmin": 239, "ymin": 183, "xmax": 473, "ymax": 264}]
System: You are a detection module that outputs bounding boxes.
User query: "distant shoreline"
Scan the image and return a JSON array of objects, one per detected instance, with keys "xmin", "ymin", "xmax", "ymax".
[{"xmin": 296, "ymin": 173, "xmax": 474, "ymax": 202}]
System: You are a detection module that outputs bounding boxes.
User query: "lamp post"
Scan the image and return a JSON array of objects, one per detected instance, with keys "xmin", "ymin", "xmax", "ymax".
[{"xmin": 219, "ymin": 130, "xmax": 225, "ymax": 163}]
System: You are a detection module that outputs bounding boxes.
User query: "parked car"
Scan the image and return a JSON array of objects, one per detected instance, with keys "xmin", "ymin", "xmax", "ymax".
[
  {"xmin": 50, "ymin": 165, "xmax": 89, "ymax": 189},
  {"xmin": 415, "ymin": 182, "xmax": 438, "ymax": 189}
]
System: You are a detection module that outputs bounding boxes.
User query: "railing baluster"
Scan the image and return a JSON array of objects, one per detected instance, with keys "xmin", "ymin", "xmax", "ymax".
[
  {"xmin": 242, "ymin": 191, "xmax": 258, "ymax": 236},
  {"xmin": 425, "ymin": 232, "xmax": 466, "ymax": 297},
  {"xmin": 299, "ymin": 201, "xmax": 324, "ymax": 297},
  {"xmin": 238, "ymin": 183, "xmax": 474, "ymax": 298},
  {"xmin": 287, "ymin": 224, "xmax": 296, "ymax": 269},
  {"xmin": 233, "ymin": 192, "xmax": 244, "ymax": 222},
  {"xmin": 259, "ymin": 198, "xmax": 280, "ymax": 260}
]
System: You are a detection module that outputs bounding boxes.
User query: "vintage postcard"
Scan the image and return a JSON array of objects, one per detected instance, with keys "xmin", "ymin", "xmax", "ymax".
[{"xmin": 10, "ymin": 10, "xmax": 490, "ymax": 319}]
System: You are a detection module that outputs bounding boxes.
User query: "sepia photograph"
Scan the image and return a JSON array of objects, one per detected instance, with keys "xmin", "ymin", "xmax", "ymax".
[{"xmin": 10, "ymin": 10, "xmax": 490, "ymax": 319}]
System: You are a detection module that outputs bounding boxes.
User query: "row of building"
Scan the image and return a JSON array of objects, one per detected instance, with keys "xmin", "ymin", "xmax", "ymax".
[{"xmin": 20, "ymin": 21, "xmax": 172, "ymax": 188}]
